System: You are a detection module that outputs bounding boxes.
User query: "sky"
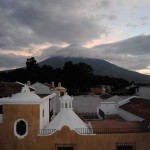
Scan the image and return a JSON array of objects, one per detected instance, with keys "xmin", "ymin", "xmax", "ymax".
[{"xmin": 0, "ymin": 0, "xmax": 150, "ymax": 75}]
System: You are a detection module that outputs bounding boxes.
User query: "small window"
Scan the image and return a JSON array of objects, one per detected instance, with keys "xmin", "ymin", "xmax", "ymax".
[
  {"xmin": 69, "ymin": 103, "xmax": 71, "ymax": 108},
  {"xmin": 43, "ymin": 109, "xmax": 44, "ymax": 117},
  {"xmin": 116, "ymin": 142, "xmax": 136, "ymax": 150},
  {"xmin": 0, "ymin": 105, "xmax": 2, "ymax": 114},
  {"xmin": 65, "ymin": 103, "xmax": 67, "ymax": 108},
  {"xmin": 14, "ymin": 119, "xmax": 28, "ymax": 139},
  {"xmin": 58, "ymin": 147, "xmax": 73, "ymax": 150},
  {"xmin": 60, "ymin": 92, "xmax": 64, "ymax": 97},
  {"xmin": 56, "ymin": 144, "xmax": 75, "ymax": 150},
  {"xmin": 62, "ymin": 103, "xmax": 64, "ymax": 108}
]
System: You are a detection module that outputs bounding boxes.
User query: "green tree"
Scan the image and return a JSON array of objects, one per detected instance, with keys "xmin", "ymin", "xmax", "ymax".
[
  {"xmin": 26, "ymin": 57, "xmax": 38, "ymax": 69},
  {"xmin": 26, "ymin": 57, "xmax": 39, "ymax": 82}
]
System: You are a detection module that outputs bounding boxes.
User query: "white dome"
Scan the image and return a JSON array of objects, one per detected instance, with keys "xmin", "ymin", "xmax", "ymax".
[
  {"xmin": 46, "ymin": 108, "xmax": 88, "ymax": 130},
  {"xmin": 60, "ymin": 93, "xmax": 72, "ymax": 102},
  {"xmin": 11, "ymin": 85, "xmax": 40, "ymax": 102},
  {"xmin": 46, "ymin": 93, "xmax": 89, "ymax": 133},
  {"xmin": 12, "ymin": 92, "xmax": 40, "ymax": 100}
]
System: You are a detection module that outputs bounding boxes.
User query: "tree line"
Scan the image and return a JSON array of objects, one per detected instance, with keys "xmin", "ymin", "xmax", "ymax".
[{"xmin": 0, "ymin": 57, "xmax": 129, "ymax": 95}]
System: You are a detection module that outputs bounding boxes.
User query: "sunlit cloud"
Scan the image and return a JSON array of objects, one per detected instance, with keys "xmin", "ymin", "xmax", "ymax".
[
  {"xmin": 83, "ymin": 29, "xmax": 123, "ymax": 48},
  {"xmin": 27, "ymin": 43, "xmax": 52, "ymax": 55},
  {"xmin": 136, "ymin": 68, "xmax": 150, "ymax": 75},
  {"xmin": 0, "ymin": 0, "xmax": 149, "ymax": 75},
  {"xmin": 0, "ymin": 49, "xmax": 32, "ymax": 57}
]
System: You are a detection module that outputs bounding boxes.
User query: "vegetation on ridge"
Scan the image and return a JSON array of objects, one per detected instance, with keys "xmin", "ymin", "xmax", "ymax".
[{"xmin": 0, "ymin": 57, "xmax": 129, "ymax": 95}]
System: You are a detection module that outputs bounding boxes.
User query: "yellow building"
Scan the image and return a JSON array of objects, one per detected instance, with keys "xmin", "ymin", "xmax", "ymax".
[{"xmin": 0, "ymin": 85, "xmax": 150, "ymax": 150}]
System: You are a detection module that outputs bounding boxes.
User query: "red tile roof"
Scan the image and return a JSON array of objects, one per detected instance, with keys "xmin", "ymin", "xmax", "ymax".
[
  {"xmin": 119, "ymin": 98, "xmax": 150, "ymax": 121},
  {"xmin": 85, "ymin": 115, "xmax": 148, "ymax": 133},
  {"xmin": 0, "ymin": 82, "xmax": 34, "ymax": 98}
]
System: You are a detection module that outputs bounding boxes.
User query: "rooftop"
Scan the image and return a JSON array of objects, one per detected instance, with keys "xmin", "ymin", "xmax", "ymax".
[
  {"xmin": 119, "ymin": 98, "xmax": 150, "ymax": 121},
  {"xmin": 85, "ymin": 115, "xmax": 149, "ymax": 134},
  {"xmin": 0, "ymin": 82, "xmax": 35, "ymax": 98}
]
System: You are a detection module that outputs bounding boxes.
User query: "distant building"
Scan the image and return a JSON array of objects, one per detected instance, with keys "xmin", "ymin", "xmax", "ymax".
[
  {"xmin": 90, "ymin": 85, "xmax": 112, "ymax": 95},
  {"xmin": 136, "ymin": 86, "xmax": 150, "ymax": 99},
  {"xmin": 31, "ymin": 82, "xmax": 51, "ymax": 97},
  {"xmin": 97, "ymin": 95, "xmax": 123, "ymax": 116},
  {"xmin": 0, "ymin": 85, "xmax": 149, "ymax": 150},
  {"xmin": 54, "ymin": 82, "xmax": 67, "ymax": 96},
  {"xmin": 0, "ymin": 81, "xmax": 35, "ymax": 98}
]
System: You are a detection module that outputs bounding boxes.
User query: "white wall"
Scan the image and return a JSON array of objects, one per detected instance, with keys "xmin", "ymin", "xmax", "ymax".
[
  {"xmin": 137, "ymin": 87, "xmax": 150, "ymax": 99},
  {"xmin": 53, "ymin": 91, "xmax": 60, "ymax": 114},
  {"xmin": 97, "ymin": 102, "xmax": 117, "ymax": 115},
  {"xmin": 40, "ymin": 100, "xmax": 50, "ymax": 129},
  {"xmin": 40, "ymin": 94, "xmax": 58, "ymax": 129},
  {"xmin": 118, "ymin": 108, "xmax": 144, "ymax": 122}
]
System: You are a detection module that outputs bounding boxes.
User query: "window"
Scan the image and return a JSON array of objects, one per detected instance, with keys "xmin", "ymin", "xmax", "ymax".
[
  {"xmin": 43, "ymin": 109, "xmax": 44, "ymax": 117},
  {"xmin": 57, "ymin": 147, "xmax": 73, "ymax": 150},
  {"xmin": 50, "ymin": 109, "xmax": 53, "ymax": 120},
  {"xmin": 116, "ymin": 142, "xmax": 136, "ymax": 150},
  {"xmin": 49, "ymin": 98, "xmax": 51, "ymax": 122},
  {"xmin": 56, "ymin": 144, "xmax": 75, "ymax": 150},
  {"xmin": 65, "ymin": 102, "xmax": 68, "ymax": 108},
  {"xmin": 14, "ymin": 119, "xmax": 28, "ymax": 139},
  {"xmin": 0, "ymin": 105, "xmax": 2, "ymax": 114},
  {"xmin": 69, "ymin": 103, "xmax": 71, "ymax": 108},
  {"xmin": 62, "ymin": 103, "xmax": 64, "ymax": 108}
]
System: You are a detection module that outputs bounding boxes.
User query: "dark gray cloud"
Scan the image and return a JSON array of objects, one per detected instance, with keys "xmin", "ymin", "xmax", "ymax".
[
  {"xmin": 0, "ymin": 0, "xmax": 110, "ymax": 49},
  {"xmin": 107, "ymin": 15, "xmax": 117, "ymax": 20},
  {"xmin": 38, "ymin": 46, "xmax": 61, "ymax": 60},
  {"xmin": 101, "ymin": 0, "xmax": 111, "ymax": 7},
  {"xmin": 126, "ymin": 23, "xmax": 137, "ymax": 28},
  {"xmin": 0, "ymin": 53, "xmax": 27, "ymax": 69},
  {"xmin": 0, "ymin": 34, "xmax": 150, "ymax": 71},
  {"xmin": 38, "ymin": 34, "xmax": 150, "ymax": 71},
  {"xmin": 0, "ymin": 0, "xmax": 149, "ymax": 73},
  {"xmin": 94, "ymin": 34, "xmax": 150, "ymax": 55},
  {"xmin": 140, "ymin": 16, "xmax": 149, "ymax": 21}
]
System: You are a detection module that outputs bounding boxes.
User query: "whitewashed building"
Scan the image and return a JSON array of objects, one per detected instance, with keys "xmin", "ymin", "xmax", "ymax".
[
  {"xmin": 45, "ymin": 93, "xmax": 91, "ymax": 134},
  {"xmin": 136, "ymin": 86, "xmax": 150, "ymax": 99}
]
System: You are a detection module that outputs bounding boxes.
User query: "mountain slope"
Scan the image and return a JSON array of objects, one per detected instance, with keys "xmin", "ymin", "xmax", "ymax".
[{"xmin": 39, "ymin": 56, "xmax": 150, "ymax": 83}]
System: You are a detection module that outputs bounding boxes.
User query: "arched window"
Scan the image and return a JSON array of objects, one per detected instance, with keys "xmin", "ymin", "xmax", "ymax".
[
  {"xmin": 69, "ymin": 103, "xmax": 71, "ymax": 108},
  {"xmin": 14, "ymin": 119, "xmax": 28, "ymax": 139},
  {"xmin": 65, "ymin": 102, "xmax": 67, "ymax": 108},
  {"xmin": 62, "ymin": 103, "xmax": 64, "ymax": 108},
  {"xmin": 43, "ymin": 109, "xmax": 44, "ymax": 117}
]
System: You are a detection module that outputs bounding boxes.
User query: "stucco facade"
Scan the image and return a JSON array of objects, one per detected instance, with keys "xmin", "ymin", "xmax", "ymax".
[
  {"xmin": 0, "ymin": 124, "xmax": 150, "ymax": 150},
  {"xmin": 0, "ymin": 86, "xmax": 150, "ymax": 150},
  {"xmin": 0, "ymin": 104, "xmax": 150, "ymax": 150}
]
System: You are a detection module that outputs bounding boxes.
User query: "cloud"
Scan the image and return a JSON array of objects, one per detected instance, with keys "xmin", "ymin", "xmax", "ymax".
[
  {"xmin": 94, "ymin": 34, "xmax": 150, "ymax": 55},
  {"xmin": 107, "ymin": 15, "xmax": 117, "ymax": 20},
  {"xmin": 126, "ymin": 23, "xmax": 137, "ymax": 28},
  {"xmin": 41, "ymin": 34, "xmax": 150, "ymax": 72},
  {"xmin": 0, "ymin": 34, "xmax": 150, "ymax": 74},
  {"xmin": 0, "ymin": 0, "xmax": 150, "ymax": 75},
  {"xmin": 0, "ymin": 0, "xmax": 110, "ymax": 49},
  {"xmin": 0, "ymin": 53, "xmax": 27, "ymax": 70},
  {"xmin": 38, "ymin": 46, "xmax": 61, "ymax": 60},
  {"xmin": 140, "ymin": 16, "xmax": 149, "ymax": 21}
]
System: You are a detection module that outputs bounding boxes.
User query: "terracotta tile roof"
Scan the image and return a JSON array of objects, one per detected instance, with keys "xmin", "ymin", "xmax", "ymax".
[
  {"xmin": 0, "ymin": 82, "xmax": 34, "ymax": 98},
  {"xmin": 85, "ymin": 115, "xmax": 148, "ymax": 133},
  {"xmin": 119, "ymin": 98, "xmax": 150, "ymax": 121},
  {"xmin": 99, "ymin": 93, "xmax": 112, "ymax": 99}
]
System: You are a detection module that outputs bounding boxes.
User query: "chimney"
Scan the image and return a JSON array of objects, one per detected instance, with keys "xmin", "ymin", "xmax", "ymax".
[
  {"xmin": 58, "ymin": 82, "xmax": 61, "ymax": 87},
  {"xmin": 51, "ymin": 81, "xmax": 55, "ymax": 88},
  {"xmin": 27, "ymin": 80, "xmax": 31, "ymax": 86}
]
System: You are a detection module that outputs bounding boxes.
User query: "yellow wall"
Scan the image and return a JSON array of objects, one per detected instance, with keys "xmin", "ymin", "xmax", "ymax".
[{"xmin": 0, "ymin": 105, "xmax": 150, "ymax": 150}]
